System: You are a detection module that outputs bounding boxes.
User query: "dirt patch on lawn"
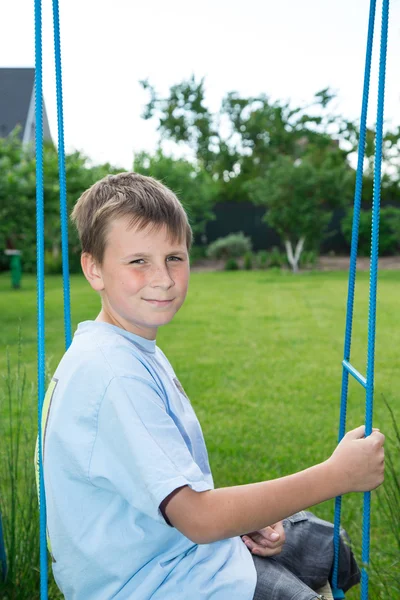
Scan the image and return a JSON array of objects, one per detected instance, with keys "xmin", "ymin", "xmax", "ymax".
[
  {"xmin": 318, "ymin": 256, "xmax": 400, "ymax": 271},
  {"xmin": 191, "ymin": 256, "xmax": 400, "ymax": 273}
]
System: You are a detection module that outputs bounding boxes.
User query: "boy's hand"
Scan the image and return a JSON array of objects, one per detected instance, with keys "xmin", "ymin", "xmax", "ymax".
[
  {"xmin": 329, "ymin": 426, "xmax": 385, "ymax": 494},
  {"xmin": 241, "ymin": 521, "xmax": 285, "ymax": 557}
]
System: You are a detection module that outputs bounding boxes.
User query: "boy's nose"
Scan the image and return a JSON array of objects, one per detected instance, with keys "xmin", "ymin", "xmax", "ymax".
[{"xmin": 149, "ymin": 265, "xmax": 174, "ymax": 289}]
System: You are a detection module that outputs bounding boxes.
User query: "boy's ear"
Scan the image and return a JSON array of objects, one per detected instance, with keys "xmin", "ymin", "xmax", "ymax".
[{"xmin": 81, "ymin": 253, "xmax": 104, "ymax": 292}]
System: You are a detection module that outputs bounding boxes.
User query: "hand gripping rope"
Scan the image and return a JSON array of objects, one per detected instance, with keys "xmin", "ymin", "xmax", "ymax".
[
  {"xmin": 331, "ymin": 1, "xmax": 390, "ymax": 599},
  {"xmin": 34, "ymin": 1, "xmax": 390, "ymax": 599},
  {"xmin": 35, "ymin": 0, "xmax": 71, "ymax": 598}
]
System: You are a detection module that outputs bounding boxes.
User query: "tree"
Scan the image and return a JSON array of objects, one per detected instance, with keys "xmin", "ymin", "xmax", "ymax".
[
  {"xmin": 219, "ymin": 88, "xmax": 365, "ymax": 197},
  {"xmin": 0, "ymin": 132, "xmax": 121, "ymax": 273},
  {"xmin": 134, "ymin": 150, "xmax": 218, "ymax": 241},
  {"xmin": 141, "ymin": 79, "xmax": 365, "ymax": 203},
  {"xmin": 140, "ymin": 76, "xmax": 219, "ymax": 173},
  {"xmin": 0, "ymin": 131, "xmax": 36, "ymax": 269},
  {"xmin": 341, "ymin": 206, "xmax": 400, "ymax": 256},
  {"xmin": 247, "ymin": 154, "xmax": 353, "ymax": 271}
]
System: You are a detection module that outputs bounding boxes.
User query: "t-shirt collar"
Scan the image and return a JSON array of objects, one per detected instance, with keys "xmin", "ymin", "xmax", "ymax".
[{"xmin": 76, "ymin": 321, "xmax": 157, "ymax": 353}]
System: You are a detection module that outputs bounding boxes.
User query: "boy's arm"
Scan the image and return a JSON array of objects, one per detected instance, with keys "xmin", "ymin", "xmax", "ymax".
[{"xmin": 163, "ymin": 426, "xmax": 385, "ymax": 545}]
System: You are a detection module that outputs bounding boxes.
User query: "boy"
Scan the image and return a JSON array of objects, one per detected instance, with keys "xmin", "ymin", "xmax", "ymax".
[{"xmin": 41, "ymin": 172, "xmax": 385, "ymax": 600}]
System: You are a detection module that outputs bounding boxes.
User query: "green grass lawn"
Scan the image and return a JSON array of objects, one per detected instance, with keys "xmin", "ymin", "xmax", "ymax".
[{"xmin": 1, "ymin": 269, "xmax": 399, "ymax": 598}]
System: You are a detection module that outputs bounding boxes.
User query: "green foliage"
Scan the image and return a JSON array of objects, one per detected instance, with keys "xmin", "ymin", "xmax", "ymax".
[
  {"xmin": 4, "ymin": 79, "xmax": 400, "ymax": 280},
  {"xmin": 189, "ymin": 245, "xmax": 207, "ymax": 266},
  {"xmin": 255, "ymin": 248, "xmax": 288, "ymax": 269},
  {"xmin": 247, "ymin": 154, "xmax": 353, "ymax": 253},
  {"xmin": 207, "ymin": 232, "xmax": 252, "ymax": 260},
  {"xmin": 341, "ymin": 207, "xmax": 400, "ymax": 256},
  {"xmin": 370, "ymin": 400, "xmax": 400, "ymax": 598},
  {"xmin": 362, "ymin": 126, "xmax": 400, "ymax": 179},
  {"xmin": 0, "ymin": 135, "xmax": 120, "ymax": 274},
  {"xmin": 0, "ymin": 136, "xmax": 217, "ymax": 272},
  {"xmin": 134, "ymin": 150, "xmax": 218, "ymax": 240},
  {"xmin": 267, "ymin": 246, "xmax": 287, "ymax": 268},
  {"xmin": 141, "ymin": 79, "xmax": 376, "ymax": 208},
  {"xmin": 140, "ymin": 76, "xmax": 218, "ymax": 172},
  {"xmin": 380, "ymin": 401, "xmax": 400, "ymax": 549},
  {"xmin": 224, "ymin": 258, "xmax": 239, "ymax": 271},
  {"xmin": 44, "ymin": 250, "xmax": 63, "ymax": 275},
  {"xmin": 0, "ymin": 336, "xmax": 61, "ymax": 599},
  {"xmin": 141, "ymin": 77, "xmax": 400, "ymax": 258},
  {"xmin": 341, "ymin": 210, "xmax": 371, "ymax": 256},
  {"xmin": 243, "ymin": 251, "xmax": 253, "ymax": 270},
  {"xmin": 256, "ymin": 250, "xmax": 269, "ymax": 270},
  {"xmin": 0, "ymin": 131, "xmax": 36, "ymax": 270},
  {"xmin": 4, "ymin": 79, "xmax": 400, "ymax": 273},
  {"xmin": 299, "ymin": 250, "xmax": 318, "ymax": 269}
]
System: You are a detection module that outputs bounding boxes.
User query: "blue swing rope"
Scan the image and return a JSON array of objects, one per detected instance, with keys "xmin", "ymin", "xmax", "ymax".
[
  {"xmin": 34, "ymin": 0, "xmax": 48, "ymax": 596},
  {"xmin": 36, "ymin": 0, "xmax": 71, "ymax": 597},
  {"xmin": 52, "ymin": 0, "xmax": 72, "ymax": 349},
  {"xmin": 331, "ymin": 1, "xmax": 390, "ymax": 599},
  {"xmin": 362, "ymin": 1, "xmax": 389, "ymax": 598},
  {"xmin": 331, "ymin": 0, "xmax": 377, "ymax": 595}
]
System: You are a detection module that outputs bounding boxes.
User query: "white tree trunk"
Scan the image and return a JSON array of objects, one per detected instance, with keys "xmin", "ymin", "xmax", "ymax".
[{"xmin": 284, "ymin": 237, "xmax": 305, "ymax": 273}]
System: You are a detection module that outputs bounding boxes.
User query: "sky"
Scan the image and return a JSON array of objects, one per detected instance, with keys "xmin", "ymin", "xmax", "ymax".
[{"xmin": 1, "ymin": 0, "xmax": 400, "ymax": 169}]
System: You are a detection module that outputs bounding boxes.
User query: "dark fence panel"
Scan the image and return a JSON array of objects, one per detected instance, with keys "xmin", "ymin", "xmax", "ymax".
[
  {"xmin": 204, "ymin": 202, "xmax": 280, "ymax": 252},
  {"xmin": 204, "ymin": 202, "xmax": 348, "ymax": 254}
]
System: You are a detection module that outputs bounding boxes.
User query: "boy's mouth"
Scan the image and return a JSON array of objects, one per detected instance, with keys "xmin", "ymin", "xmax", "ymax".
[{"xmin": 144, "ymin": 299, "xmax": 174, "ymax": 306}]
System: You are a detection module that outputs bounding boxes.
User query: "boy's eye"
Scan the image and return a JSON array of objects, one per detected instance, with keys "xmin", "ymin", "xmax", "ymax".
[
  {"xmin": 167, "ymin": 256, "xmax": 182, "ymax": 262},
  {"xmin": 129, "ymin": 256, "xmax": 182, "ymax": 265}
]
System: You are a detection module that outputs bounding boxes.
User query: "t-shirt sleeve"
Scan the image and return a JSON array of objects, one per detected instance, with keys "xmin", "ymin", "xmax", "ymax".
[{"xmin": 88, "ymin": 376, "xmax": 212, "ymax": 524}]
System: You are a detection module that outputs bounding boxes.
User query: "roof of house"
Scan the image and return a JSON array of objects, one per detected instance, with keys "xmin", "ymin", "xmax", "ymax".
[{"xmin": 0, "ymin": 67, "xmax": 52, "ymax": 141}]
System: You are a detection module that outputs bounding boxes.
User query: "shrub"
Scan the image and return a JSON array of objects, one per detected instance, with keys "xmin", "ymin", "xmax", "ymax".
[
  {"xmin": 300, "ymin": 250, "xmax": 318, "ymax": 269},
  {"xmin": 243, "ymin": 251, "xmax": 253, "ymax": 270},
  {"xmin": 207, "ymin": 232, "xmax": 252, "ymax": 260},
  {"xmin": 256, "ymin": 250, "xmax": 269, "ymax": 270},
  {"xmin": 224, "ymin": 258, "xmax": 239, "ymax": 271},
  {"xmin": 267, "ymin": 246, "xmax": 286, "ymax": 268},
  {"xmin": 341, "ymin": 207, "xmax": 400, "ymax": 256}
]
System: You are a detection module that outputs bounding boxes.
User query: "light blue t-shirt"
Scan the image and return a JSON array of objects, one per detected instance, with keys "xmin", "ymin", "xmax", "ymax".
[{"xmin": 43, "ymin": 321, "xmax": 257, "ymax": 599}]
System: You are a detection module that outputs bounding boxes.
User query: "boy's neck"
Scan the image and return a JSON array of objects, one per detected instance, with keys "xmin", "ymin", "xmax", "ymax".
[{"xmin": 95, "ymin": 308, "xmax": 157, "ymax": 341}]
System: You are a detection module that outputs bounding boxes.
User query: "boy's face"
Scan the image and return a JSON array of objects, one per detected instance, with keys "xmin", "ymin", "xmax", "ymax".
[{"xmin": 83, "ymin": 216, "xmax": 190, "ymax": 339}]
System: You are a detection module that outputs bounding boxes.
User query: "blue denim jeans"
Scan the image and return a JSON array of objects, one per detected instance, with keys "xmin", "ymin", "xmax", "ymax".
[{"xmin": 252, "ymin": 511, "xmax": 360, "ymax": 600}]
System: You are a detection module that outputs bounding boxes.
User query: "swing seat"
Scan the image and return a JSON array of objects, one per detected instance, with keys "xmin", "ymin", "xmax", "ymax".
[{"xmin": 316, "ymin": 582, "xmax": 334, "ymax": 599}]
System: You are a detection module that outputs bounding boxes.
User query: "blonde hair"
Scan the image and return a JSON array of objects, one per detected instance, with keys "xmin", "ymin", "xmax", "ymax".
[{"xmin": 71, "ymin": 172, "xmax": 192, "ymax": 263}]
